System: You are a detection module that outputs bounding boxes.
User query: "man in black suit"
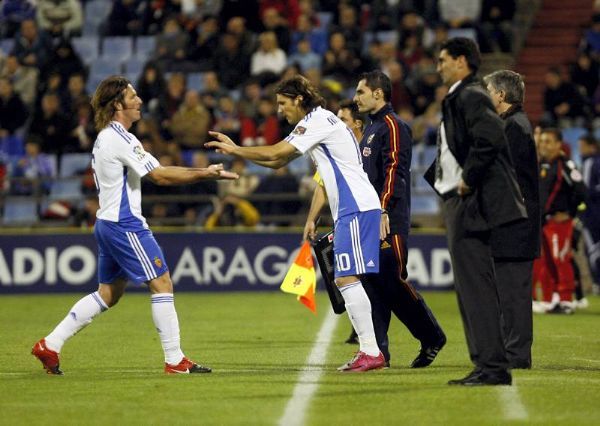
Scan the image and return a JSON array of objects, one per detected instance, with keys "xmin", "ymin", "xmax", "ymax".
[
  {"xmin": 425, "ymin": 38, "xmax": 527, "ymax": 386},
  {"xmin": 484, "ymin": 70, "xmax": 540, "ymax": 369}
]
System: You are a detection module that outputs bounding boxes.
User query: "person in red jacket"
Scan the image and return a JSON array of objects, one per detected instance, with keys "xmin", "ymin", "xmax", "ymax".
[{"xmin": 533, "ymin": 128, "xmax": 586, "ymax": 314}]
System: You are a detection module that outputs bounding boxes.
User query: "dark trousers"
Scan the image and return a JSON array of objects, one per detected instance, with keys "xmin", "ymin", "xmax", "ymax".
[
  {"xmin": 362, "ymin": 234, "xmax": 446, "ymax": 362},
  {"xmin": 443, "ymin": 197, "xmax": 508, "ymax": 374},
  {"xmin": 495, "ymin": 259, "xmax": 533, "ymax": 368}
]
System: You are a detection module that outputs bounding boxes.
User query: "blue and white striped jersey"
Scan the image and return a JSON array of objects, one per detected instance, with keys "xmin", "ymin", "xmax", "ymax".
[
  {"xmin": 286, "ymin": 107, "xmax": 380, "ymax": 221},
  {"xmin": 92, "ymin": 121, "xmax": 160, "ymax": 228}
]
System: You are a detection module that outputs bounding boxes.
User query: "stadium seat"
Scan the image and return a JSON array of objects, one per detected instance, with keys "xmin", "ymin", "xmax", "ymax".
[
  {"xmin": 246, "ymin": 160, "xmax": 272, "ymax": 176},
  {"xmin": 90, "ymin": 57, "xmax": 122, "ymax": 77},
  {"xmin": 0, "ymin": 38, "xmax": 14, "ymax": 55},
  {"xmin": 101, "ymin": 36, "xmax": 133, "ymax": 62},
  {"xmin": 49, "ymin": 178, "xmax": 83, "ymax": 200},
  {"xmin": 288, "ymin": 156, "xmax": 311, "ymax": 177},
  {"xmin": 84, "ymin": 0, "xmax": 111, "ymax": 32},
  {"xmin": 59, "ymin": 153, "xmax": 91, "ymax": 178},
  {"xmin": 411, "ymin": 144, "xmax": 423, "ymax": 170},
  {"xmin": 0, "ymin": 135, "xmax": 25, "ymax": 157},
  {"xmin": 124, "ymin": 56, "xmax": 146, "ymax": 77},
  {"xmin": 316, "ymin": 12, "xmax": 333, "ymax": 29},
  {"xmin": 2, "ymin": 197, "xmax": 38, "ymax": 224},
  {"xmin": 135, "ymin": 36, "xmax": 156, "ymax": 60},
  {"xmin": 447, "ymin": 28, "xmax": 477, "ymax": 42},
  {"xmin": 422, "ymin": 145, "xmax": 437, "ymax": 167},
  {"xmin": 187, "ymin": 72, "xmax": 206, "ymax": 92},
  {"xmin": 72, "ymin": 36, "xmax": 100, "ymax": 65},
  {"xmin": 562, "ymin": 127, "xmax": 587, "ymax": 145},
  {"xmin": 411, "ymin": 193, "xmax": 439, "ymax": 215}
]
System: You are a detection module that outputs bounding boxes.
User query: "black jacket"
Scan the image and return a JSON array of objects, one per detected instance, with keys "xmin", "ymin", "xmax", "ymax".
[
  {"xmin": 425, "ymin": 74, "xmax": 527, "ymax": 230},
  {"xmin": 360, "ymin": 104, "xmax": 412, "ymax": 237},
  {"xmin": 490, "ymin": 105, "xmax": 541, "ymax": 259}
]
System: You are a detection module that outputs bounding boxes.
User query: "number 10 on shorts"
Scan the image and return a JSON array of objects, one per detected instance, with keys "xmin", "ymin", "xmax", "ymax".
[{"xmin": 335, "ymin": 253, "xmax": 351, "ymax": 272}]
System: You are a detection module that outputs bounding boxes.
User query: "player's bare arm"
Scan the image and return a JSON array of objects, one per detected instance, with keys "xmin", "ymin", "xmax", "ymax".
[
  {"xmin": 147, "ymin": 164, "xmax": 239, "ymax": 185},
  {"xmin": 206, "ymin": 131, "xmax": 301, "ymax": 168}
]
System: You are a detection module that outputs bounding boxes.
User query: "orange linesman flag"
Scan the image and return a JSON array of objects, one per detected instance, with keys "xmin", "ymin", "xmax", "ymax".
[{"xmin": 280, "ymin": 241, "xmax": 316, "ymax": 313}]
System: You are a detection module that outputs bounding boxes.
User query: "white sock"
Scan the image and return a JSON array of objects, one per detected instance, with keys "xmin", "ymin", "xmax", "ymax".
[
  {"xmin": 45, "ymin": 291, "xmax": 108, "ymax": 353},
  {"xmin": 151, "ymin": 293, "xmax": 185, "ymax": 365},
  {"xmin": 339, "ymin": 281, "xmax": 380, "ymax": 356}
]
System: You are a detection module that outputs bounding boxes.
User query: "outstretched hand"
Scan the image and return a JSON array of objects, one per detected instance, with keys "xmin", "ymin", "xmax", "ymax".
[
  {"xmin": 205, "ymin": 131, "xmax": 238, "ymax": 155},
  {"xmin": 206, "ymin": 163, "xmax": 239, "ymax": 180}
]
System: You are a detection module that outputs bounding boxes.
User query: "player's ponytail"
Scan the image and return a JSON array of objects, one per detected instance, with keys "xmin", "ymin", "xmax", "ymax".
[{"xmin": 91, "ymin": 76, "xmax": 130, "ymax": 131}]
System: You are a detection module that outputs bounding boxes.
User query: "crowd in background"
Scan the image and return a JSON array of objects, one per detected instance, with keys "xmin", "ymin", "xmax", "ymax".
[{"xmin": 0, "ymin": 0, "xmax": 599, "ymax": 228}]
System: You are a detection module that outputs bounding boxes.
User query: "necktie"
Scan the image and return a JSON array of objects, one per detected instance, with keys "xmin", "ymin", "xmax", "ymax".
[{"xmin": 435, "ymin": 122, "xmax": 443, "ymax": 181}]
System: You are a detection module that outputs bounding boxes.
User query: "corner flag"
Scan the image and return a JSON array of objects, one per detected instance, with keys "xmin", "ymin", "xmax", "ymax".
[{"xmin": 280, "ymin": 241, "xmax": 316, "ymax": 313}]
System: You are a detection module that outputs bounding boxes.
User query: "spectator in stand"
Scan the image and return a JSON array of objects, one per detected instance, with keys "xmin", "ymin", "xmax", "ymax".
[
  {"xmin": 187, "ymin": 15, "xmax": 220, "ymax": 70},
  {"xmin": 322, "ymin": 31, "xmax": 361, "ymax": 86},
  {"xmin": 214, "ymin": 32, "xmax": 251, "ymax": 89},
  {"xmin": 542, "ymin": 67, "xmax": 588, "ymax": 126},
  {"xmin": 237, "ymin": 78, "xmax": 262, "ymax": 119},
  {"xmin": 438, "ymin": 0, "xmax": 482, "ymax": 36},
  {"xmin": 569, "ymin": 52, "xmax": 599, "ymax": 100},
  {"xmin": 155, "ymin": 16, "xmax": 190, "ymax": 72},
  {"xmin": 480, "ymin": 0, "xmax": 515, "ymax": 53},
  {"xmin": 260, "ymin": 0, "xmax": 300, "ymax": 30},
  {"xmin": 579, "ymin": 134, "xmax": 600, "ymax": 293},
  {"xmin": 582, "ymin": 13, "xmax": 600, "ymax": 60},
  {"xmin": 212, "ymin": 95, "xmax": 241, "ymax": 141},
  {"xmin": 9, "ymin": 137, "xmax": 55, "ymax": 196},
  {"xmin": 11, "ymin": 18, "xmax": 52, "ymax": 71},
  {"xmin": 182, "ymin": 151, "xmax": 219, "ymax": 225},
  {"xmin": 240, "ymin": 95, "xmax": 281, "ymax": 146},
  {"xmin": 0, "ymin": 0, "xmax": 36, "ymax": 38},
  {"xmin": 290, "ymin": 13, "xmax": 328, "ymax": 55},
  {"xmin": 387, "ymin": 61, "xmax": 412, "ymax": 112},
  {"xmin": 134, "ymin": 118, "xmax": 169, "ymax": 157},
  {"xmin": 533, "ymin": 128, "xmax": 586, "ymax": 314},
  {"xmin": 250, "ymin": 31, "xmax": 287, "ymax": 83},
  {"xmin": 219, "ymin": 0, "xmax": 260, "ymax": 33},
  {"xmin": 253, "ymin": 166, "xmax": 300, "ymax": 226},
  {"xmin": 329, "ymin": 4, "xmax": 363, "ymax": 56},
  {"xmin": 0, "ymin": 54, "xmax": 38, "ymax": 109},
  {"xmin": 200, "ymin": 70, "xmax": 228, "ymax": 117},
  {"xmin": 158, "ymin": 72, "xmax": 186, "ymax": 129},
  {"xmin": 46, "ymin": 38, "xmax": 85, "ymax": 86},
  {"xmin": 288, "ymin": 38, "xmax": 322, "ymax": 72},
  {"xmin": 424, "ymin": 23, "xmax": 450, "ymax": 54},
  {"xmin": 169, "ymin": 89, "xmax": 211, "ymax": 150},
  {"xmin": 226, "ymin": 16, "xmax": 256, "ymax": 56},
  {"xmin": 398, "ymin": 32, "xmax": 425, "ymax": 71},
  {"xmin": 36, "ymin": 0, "xmax": 83, "ymax": 38},
  {"xmin": 63, "ymin": 73, "xmax": 89, "ymax": 115},
  {"xmin": 259, "ymin": 7, "xmax": 291, "ymax": 52},
  {"xmin": 29, "ymin": 92, "xmax": 77, "ymax": 156},
  {"xmin": 136, "ymin": 62, "xmax": 167, "ymax": 117},
  {"xmin": 105, "ymin": 0, "xmax": 145, "ymax": 36},
  {"xmin": 0, "ymin": 77, "xmax": 28, "ymax": 139},
  {"xmin": 72, "ymin": 100, "xmax": 96, "ymax": 152},
  {"xmin": 143, "ymin": 0, "xmax": 183, "ymax": 35}
]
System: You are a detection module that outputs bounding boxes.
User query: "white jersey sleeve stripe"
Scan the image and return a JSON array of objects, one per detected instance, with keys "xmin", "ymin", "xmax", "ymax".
[{"xmin": 110, "ymin": 123, "xmax": 132, "ymax": 143}]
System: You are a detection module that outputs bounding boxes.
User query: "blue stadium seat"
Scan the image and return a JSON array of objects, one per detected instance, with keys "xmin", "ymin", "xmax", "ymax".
[
  {"xmin": 187, "ymin": 72, "xmax": 205, "ymax": 92},
  {"xmin": 316, "ymin": 12, "xmax": 333, "ymax": 29},
  {"xmin": 2, "ymin": 197, "xmax": 38, "ymax": 224},
  {"xmin": 72, "ymin": 36, "xmax": 99, "ymax": 65},
  {"xmin": 411, "ymin": 193, "xmax": 439, "ymax": 215},
  {"xmin": 60, "ymin": 153, "xmax": 91, "ymax": 178},
  {"xmin": 123, "ymin": 56, "xmax": 146, "ymax": 76},
  {"xmin": 288, "ymin": 156, "xmax": 311, "ymax": 177},
  {"xmin": 49, "ymin": 179, "xmax": 82, "ymax": 200},
  {"xmin": 83, "ymin": 0, "xmax": 111, "ymax": 36},
  {"xmin": 0, "ymin": 135, "xmax": 25, "ymax": 156},
  {"xmin": 422, "ymin": 145, "xmax": 437, "ymax": 167},
  {"xmin": 90, "ymin": 57, "xmax": 122, "ymax": 76},
  {"xmin": 562, "ymin": 127, "xmax": 587, "ymax": 145},
  {"xmin": 135, "ymin": 36, "xmax": 156, "ymax": 60},
  {"xmin": 102, "ymin": 36, "xmax": 133, "ymax": 62},
  {"xmin": 0, "ymin": 38, "xmax": 14, "ymax": 55},
  {"xmin": 246, "ymin": 161, "xmax": 273, "ymax": 177},
  {"xmin": 594, "ymin": 127, "xmax": 600, "ymax": 141},
  {"xmin": 448, "ymin": 28, "xmax": 477, "ymax": 42},
  {"xmin": 411, "ymin": 144, "xmax": 423, "ymax": 169}
]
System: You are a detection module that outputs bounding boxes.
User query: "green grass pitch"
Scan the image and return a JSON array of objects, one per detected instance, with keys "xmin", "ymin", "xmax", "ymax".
[{"xmin": 1, "ymin": 291, "xmax": 599, "ymax": 425}]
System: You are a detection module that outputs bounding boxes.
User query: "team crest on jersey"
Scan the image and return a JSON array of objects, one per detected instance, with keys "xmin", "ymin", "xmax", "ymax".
[
  {"xmin": 292, "ymin": 126, "xmax": 307, "ymax": 135},
  {"xmin": 133, "ymin": 145, "xmax": 146, "ymax": 161},
  {"xmin": 154, "ymin": 256, "xmax": 162, "ymax": 268},
  {"xmin": 362, "ymin": 146, "xmax": 372, "ymax": 157},
  {"xmin": 366, "ymin": 134, "xmax": 375, "ymax": 144}
]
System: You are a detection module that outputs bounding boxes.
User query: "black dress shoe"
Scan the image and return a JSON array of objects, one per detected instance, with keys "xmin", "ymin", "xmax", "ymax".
[
  {"xmin": 450, "ymin": 370, "xmax": 512, "ymax": 386},
  {"xmin": 410, "ymin": 336, "xmax": 447, "ymax": 368},
  {"xmin": 447, "ymin": 368, "xmax": 482, "ymax": 385}
]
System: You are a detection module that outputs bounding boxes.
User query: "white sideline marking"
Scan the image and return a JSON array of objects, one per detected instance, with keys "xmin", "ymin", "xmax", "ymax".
[
  {"xmin": 498, "ymin": 380, "xmax": 528, "ymax": 421},
  {"xmin": 277, "ymin": 309, "xmax": 339, "ymax": 426}
]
